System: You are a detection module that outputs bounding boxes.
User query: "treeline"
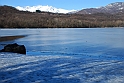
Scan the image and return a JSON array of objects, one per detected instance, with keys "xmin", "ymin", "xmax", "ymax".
[{"xmin": 0, "ymin": 5, "xmax": 124, "ymax": 28}]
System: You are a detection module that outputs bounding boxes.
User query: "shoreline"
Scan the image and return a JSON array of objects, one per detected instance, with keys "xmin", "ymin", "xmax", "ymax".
[
  {"xmin": 0, "ymin": 27, "xmax": 124, "ymax": 29},
  {"xmin": 0, "ymin": 35, "xmax": 26, "ymax": 42}
]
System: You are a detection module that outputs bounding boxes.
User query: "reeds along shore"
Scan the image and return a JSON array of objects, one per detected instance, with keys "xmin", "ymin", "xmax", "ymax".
[{"xmin": 0, "ymin": 35, "xmax": 26, "ymax": 42}]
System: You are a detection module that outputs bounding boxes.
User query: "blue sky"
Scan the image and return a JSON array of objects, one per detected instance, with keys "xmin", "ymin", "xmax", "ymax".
[{"xmin": 0, "ymin": 0, "xmax": 124, "ymax": 10}]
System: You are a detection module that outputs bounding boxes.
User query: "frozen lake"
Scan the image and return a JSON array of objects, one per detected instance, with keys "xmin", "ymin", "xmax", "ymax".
[
  {"xmin": 0, "ymin": 28, "xmax": 124, "ymax": 83},
  {"xmin": 0, "ymin": 28, "xmax": 124, "ymax": 60}
]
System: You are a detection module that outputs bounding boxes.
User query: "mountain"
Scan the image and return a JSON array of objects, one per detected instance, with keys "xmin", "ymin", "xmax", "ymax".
[
  {"xmin": 76, "ymin": 2, "xmax": 124, "ymax": 14},
  {"xmin": 15, "ymin": 2, "xmax": 124, "ymax": 14},
  {"xmin": 16, "ymin": 5, "xmax": 76, "ymax": 14},
  {"xmin": 1, "ymin": 2, "xmax": 124, "ymax": 28}
]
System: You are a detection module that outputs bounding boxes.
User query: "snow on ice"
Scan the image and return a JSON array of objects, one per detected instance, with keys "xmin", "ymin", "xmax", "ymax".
[{"xmin": 0, "ymin": 53, "xmax": 124, "ymax": 83}]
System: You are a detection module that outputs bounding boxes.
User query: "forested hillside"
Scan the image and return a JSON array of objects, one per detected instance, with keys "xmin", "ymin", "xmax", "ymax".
[{"xmin": 0, "ymin": 5, "xmax": 124, "ymax": 28}]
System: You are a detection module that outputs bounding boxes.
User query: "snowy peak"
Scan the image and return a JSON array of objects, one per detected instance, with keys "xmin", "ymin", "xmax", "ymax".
[
  {"xmin": 16, "ymin": 5, "xmax": 76, "ymax": 14},
  {"xmin": 76, "ymin": 2, "xmax": 124, "ymax": 14},
  {"xmin": 105, "ymin": 2, "xmax": 124, "ymax": 10},
  {"xmin": 106, "ymin": 2, "xmax": 124, "ymax": 8}
]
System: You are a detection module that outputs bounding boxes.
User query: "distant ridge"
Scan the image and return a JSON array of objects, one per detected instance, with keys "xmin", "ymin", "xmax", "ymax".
[
  {"xmin": 15, "ymin": 2, "xmax": 124, "ymax": 14},
  {"xmin": 76, "ymin": 2, "xmax": 124, "ymax": 14}
]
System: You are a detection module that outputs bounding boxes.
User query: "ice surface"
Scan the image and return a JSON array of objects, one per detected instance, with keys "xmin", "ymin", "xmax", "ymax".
[
  {"xmin": 0, "ymin": 53, "xmax": 124, "ymax": 83},
  {"xmin": 1, "ymin": 28, "xmax": 124, "ymax": 83}
]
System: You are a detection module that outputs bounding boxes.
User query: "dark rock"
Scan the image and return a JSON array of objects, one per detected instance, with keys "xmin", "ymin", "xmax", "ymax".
[{"xmin": 0, "ymin": 43, "xmax": 26, "ymax": 54}]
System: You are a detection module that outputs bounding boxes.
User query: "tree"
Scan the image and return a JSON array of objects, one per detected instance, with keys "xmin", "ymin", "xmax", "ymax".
[{"xmin": 36, "ymin": 10, "xmax": 41, "ymax": 13}]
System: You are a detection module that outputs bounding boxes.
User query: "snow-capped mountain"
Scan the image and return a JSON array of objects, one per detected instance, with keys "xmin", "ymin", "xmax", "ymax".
[
  {"xmin": 15, "ymin": 2, "xmax": 124, "ymax": 14},
  {"xmin": 16, "ymin": 5, "xmax": 76, "ymax": 14},
  {"xmin": 76, "ymin": 2, "xmax": 124, "ymax": 14}
]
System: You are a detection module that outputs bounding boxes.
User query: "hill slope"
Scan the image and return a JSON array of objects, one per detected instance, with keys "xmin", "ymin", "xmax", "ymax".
[{"xmin": 76, "ymin": 2, "xmax": 124, "ymax": 14}]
